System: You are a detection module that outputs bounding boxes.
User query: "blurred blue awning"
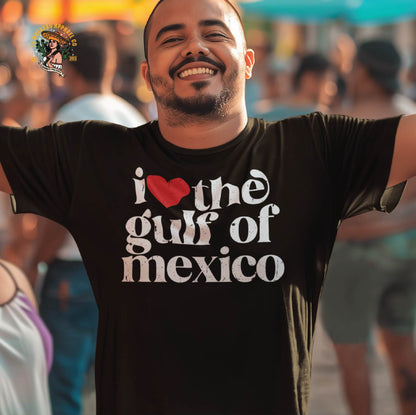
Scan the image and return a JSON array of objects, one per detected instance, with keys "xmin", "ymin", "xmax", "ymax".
[{"xmin": 239, "ymin": 0, "xmax": 416, "ymax": 24}]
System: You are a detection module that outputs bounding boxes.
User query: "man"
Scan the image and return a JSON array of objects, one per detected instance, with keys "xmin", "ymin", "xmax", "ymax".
[
  {"xmin": 259, "ymin": 52, "xmax": 334, "ymax": 121},
  {"xmin": 321, "ymin": 40, "xmax": 416, "ymax": 415},
  {"xmin": 0, "ymin": 1, "xmax": 416, "ymax": 414},
  {"xmin": 23, "ymin": 27, "xmax": 146, "ymax": 415}
]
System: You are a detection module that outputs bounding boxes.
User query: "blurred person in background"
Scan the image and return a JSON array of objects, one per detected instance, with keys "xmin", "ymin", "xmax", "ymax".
[
  {"xmin": 404, "ymin": 60, "xmax": 416, "ymax": 103},
  {"xmin": 0, "ymin": 259, "xmax": 53, "ymax": 415},
  {"xmin": 258, "ymin": 52, "xmax": 335, "ymax": 121},
  {"xmin": 329, "ymin": 34, "xmax": 356, "ymax": 110},
  {"xmin": 321, "ymin": 39, "xmax": 416, "ymax": 415},
  {"xmin": 23, "ymin": 26, "xmax": 147, "ymax": 415},
  {"xmin": 0, "ymin": 54, "xmax": 18, "ymax": 252},
  {"xmin": 0, "ymin": 36, "xmax": 45, "ymax": 267},
  {"xmin": 245, "ymin": 29, "xmax": 282, "ymax": 117},
  {"xmin": 113, "ymin": 52, "xmax": 152, "ymax": 121}
]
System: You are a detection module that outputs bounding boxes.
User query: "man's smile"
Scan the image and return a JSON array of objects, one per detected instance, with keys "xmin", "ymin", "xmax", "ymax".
[
  {"xmin": 169, "ymin": 56, "xmax": 225, "ymax": 79},
  {"xmin": 178, "ymin": 67, "xmax": 216, "ymax": 79}
]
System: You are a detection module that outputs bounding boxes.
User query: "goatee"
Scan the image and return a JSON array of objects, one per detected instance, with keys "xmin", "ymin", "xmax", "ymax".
[{"xmin": 149, "ymin": 70, "xmax": 238, "ymax": 125}]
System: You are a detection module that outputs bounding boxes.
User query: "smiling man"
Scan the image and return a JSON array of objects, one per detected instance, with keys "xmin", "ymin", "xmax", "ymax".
[
  {"xmin": 140, "ymin": 0, "xmax": 254, "ymax": 148},
  {"xmin": 1, "ymin": 0, "xmax": 416, "ymax": 415}
]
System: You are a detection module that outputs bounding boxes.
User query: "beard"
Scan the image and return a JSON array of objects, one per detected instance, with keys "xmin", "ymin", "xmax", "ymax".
[{"xmin": 149, "ymin": 69, "xmax": 239, "ymax": 124}]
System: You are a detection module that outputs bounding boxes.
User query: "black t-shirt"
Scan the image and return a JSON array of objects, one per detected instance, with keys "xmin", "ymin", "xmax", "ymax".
[{"xmin": 0, "ymin": 113, "xmax": 404, "ymax": 415}]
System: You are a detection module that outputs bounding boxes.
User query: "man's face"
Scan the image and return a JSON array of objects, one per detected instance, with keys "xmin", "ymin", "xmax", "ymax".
[{"xmin": 141, "ymin": 0, "xmax": 254, "ymax": 120}]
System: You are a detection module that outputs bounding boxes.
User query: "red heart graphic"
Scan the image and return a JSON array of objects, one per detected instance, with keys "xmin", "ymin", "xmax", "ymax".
[{"xmin": 147, "ymin": 176, "xmax": 191, "ymax": 208}]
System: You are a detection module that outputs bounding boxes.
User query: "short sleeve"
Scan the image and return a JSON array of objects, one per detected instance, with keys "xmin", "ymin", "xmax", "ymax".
[
  {"xmin": 0, "ymin": 121, "xmax": 85, "ymax": 226},
  {"xmin": 308, "ymin": 112, "xmax": 405, "ymax": 220}
]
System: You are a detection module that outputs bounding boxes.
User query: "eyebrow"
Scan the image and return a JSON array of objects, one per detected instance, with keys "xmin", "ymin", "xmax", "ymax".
[
  {"xmin": 155, "ymin": 19, "xmax": 230, "ymax": 42},
  {"xmin": 199, "ymin": 19, "xmax": 230, "ymax": 32},
  {"xmin": 155, "ymin": 24, "xmax": 186, "ymax": 42}
]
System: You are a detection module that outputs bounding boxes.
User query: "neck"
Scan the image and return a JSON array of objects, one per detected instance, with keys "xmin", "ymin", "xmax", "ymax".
[{"xmin": 157, "ymin": 105, "xmax": 248, "ymax": 150}]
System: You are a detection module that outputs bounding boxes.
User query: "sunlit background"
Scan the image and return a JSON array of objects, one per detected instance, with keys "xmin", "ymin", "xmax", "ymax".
[{"xmin": 1, "ymin": 0, "xmax": 416, "ymax": 110}]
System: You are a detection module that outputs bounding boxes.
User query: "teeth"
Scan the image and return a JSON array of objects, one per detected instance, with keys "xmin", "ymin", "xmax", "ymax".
[{"xmin": 179, "ymin": 67, "xmax": 215, "ymax": 78}]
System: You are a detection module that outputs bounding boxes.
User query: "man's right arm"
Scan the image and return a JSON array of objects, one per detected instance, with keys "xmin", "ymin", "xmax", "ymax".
[{"xmin": 0, "ymin": 163, "xmax": 12, "ymax": 194}]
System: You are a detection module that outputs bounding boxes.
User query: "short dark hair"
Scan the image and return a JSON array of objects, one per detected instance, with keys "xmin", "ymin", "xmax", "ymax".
[
  {"xmin": 293, "ymin": 53, "xmax": 331, "ymax": 90},
  {"xmin": 143, "ymin": 0, "xmax": 244, "ymax": 61},
  {"xmin": 356, "ymin": 39, "xmax": 401, "ymax": 94}
]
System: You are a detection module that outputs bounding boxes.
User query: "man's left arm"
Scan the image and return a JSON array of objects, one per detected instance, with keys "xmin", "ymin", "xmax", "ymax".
[{"xmin": 388, "ymin": 114, "xmax": 416, "ymax": 187}]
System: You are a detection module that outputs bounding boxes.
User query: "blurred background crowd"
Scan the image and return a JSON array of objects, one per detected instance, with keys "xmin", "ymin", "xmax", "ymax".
[{"xmin": 1, "ymin": 1, "xmax": 416, "ymax": 415}]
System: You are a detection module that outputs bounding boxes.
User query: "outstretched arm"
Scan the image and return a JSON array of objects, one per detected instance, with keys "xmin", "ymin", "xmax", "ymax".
[
  {"xmin": 388, "ymin": 114, "xmax": 416, "ymax": 187},
  {"xmin": 0, "ymin": 163, "xmax": 12, "ymax": 194}
]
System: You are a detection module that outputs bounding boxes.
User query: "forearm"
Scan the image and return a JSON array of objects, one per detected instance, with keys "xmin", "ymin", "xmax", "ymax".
[
  {"xmin": 337, "ymin": 198, "xmax": 416, "ymax": 240},
  {"xmin": 0, "ymin": 122, "xmax": 15, "ymax": 194},
  {"xmin": 0, "ymin": 163, "xmax": 12, "ymax": 194},
  {"xmin": 337, "ymin": 217, "xmax": 416, "ymax": 241}
]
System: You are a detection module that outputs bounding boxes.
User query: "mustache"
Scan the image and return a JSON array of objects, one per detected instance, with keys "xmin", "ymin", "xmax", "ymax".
[{"xmin": 169, "ymin": 56, "xmax": 225, "ymax": 79}]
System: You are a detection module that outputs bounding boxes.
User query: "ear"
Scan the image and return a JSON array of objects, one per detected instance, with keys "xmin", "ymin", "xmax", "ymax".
[
  {"xmin": 140, "ymin": 61, "xmax": 152, "ymax": 91},
  {"xmin": 244, "ymin": 49, "xmax": 255, "ymax": 79}
]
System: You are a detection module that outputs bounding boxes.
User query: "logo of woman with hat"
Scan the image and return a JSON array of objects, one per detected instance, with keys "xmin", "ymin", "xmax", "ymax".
[{"xmin": 34, "ymin": 28, "xmax": 76, "ymax": 77}]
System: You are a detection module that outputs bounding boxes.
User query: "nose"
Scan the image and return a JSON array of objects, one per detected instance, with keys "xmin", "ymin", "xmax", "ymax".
[{"xmin": 181, "ymin": 36, "xmax": 209, "ymax": 58}]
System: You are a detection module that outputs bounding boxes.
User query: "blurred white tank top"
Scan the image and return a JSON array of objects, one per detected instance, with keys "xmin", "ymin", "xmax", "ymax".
[{"xmin": 0, "ymin": 263, "xmax": 53, "ymax": 415}]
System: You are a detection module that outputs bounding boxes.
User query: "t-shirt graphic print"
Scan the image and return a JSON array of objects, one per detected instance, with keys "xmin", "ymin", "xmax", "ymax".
[{"xmin": 122, "ymin": 166, "xmax": 285, "ymax": 284}]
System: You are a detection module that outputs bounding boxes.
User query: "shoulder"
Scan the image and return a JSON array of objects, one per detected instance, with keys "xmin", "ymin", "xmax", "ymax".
[
  {"xmin": 262, "ymin": 111, "xmax": 330, "ymax": 132},
  {"xmin": 56, "ymin": 119, "xmax": 129, "ymax": 137},
  {"xmin": 0, "ymin": 261, "xmax": 38, "ymax": 310},
  {"xmin": 0, "ymin": 261, "xmax": 16, "ymax": 305},
  {"xmin": 61, "ymin": 120, "xmax": 154, "ymax": 155}
]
